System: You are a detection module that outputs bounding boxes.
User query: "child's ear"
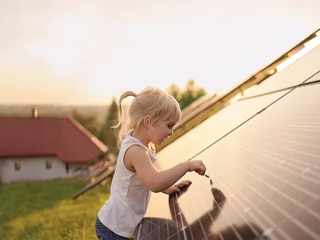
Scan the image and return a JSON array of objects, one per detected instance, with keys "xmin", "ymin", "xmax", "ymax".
[{"xmin": 144, "ymin": 115, "xmax": 151, "ymax": 126}]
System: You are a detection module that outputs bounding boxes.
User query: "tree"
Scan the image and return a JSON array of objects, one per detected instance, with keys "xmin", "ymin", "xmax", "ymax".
[
  {"xmin": 71, "ymin": 110, "xmax": 100, "ymax": 137},
  {"xmin": 99, "ymin": 97, "xmax": 119, "ymax": 155},
  {"xmin": 166, "ymin": 79, "xmax": 207, "ymax": 110},
  {"xmin": 166, "ymin": 83, "xmax": 181, "ymax": 101}
]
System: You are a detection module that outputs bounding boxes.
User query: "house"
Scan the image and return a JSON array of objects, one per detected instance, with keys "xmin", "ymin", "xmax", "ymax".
[{"xmin": 0, "ymin": 110, "xmax": 108, "ymax": 183}]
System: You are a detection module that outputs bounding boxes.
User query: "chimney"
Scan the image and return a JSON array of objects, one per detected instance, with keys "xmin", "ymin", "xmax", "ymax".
[{"xmin": 32, "ymin": 107, "xmax": 38, "ymax": 118}]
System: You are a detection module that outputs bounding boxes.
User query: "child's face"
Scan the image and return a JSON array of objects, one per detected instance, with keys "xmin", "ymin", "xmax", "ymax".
[{"xmin": 148, "ymin": 119, "xmax": 175, "ymax": 146}]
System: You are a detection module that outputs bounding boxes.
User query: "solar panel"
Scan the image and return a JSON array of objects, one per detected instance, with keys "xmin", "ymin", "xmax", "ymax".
[{"xmin": 135, "ymin": 42, "xmax": 320, "ymax": 239}]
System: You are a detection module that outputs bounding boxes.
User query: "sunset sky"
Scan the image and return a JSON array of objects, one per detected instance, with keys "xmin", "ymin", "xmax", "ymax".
[{"xmin": 1, "ymin": 0, "xmax": 319, "ymax": 105}]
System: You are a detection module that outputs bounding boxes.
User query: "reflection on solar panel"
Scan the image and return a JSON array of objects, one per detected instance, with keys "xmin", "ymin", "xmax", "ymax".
[{"xmin": 135, "ymin": 42, "xmax": 320, "ymax": 238}]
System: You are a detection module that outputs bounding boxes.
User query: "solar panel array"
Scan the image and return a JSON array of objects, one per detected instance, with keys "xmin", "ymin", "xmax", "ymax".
[{"xmin": 135, "ymin": 44, "xmax": 320, "ymax": 240}]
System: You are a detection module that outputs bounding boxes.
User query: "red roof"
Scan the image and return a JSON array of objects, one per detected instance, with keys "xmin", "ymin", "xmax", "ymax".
[{"xmin": 0, "ymin": 116, "xmax": 108, "ymax": 163}]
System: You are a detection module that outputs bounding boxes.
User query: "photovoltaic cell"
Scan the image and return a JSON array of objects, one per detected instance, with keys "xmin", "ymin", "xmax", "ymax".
[{"xmin": 135, "ymin": 45, "xmax": 320, "ymax": 239}]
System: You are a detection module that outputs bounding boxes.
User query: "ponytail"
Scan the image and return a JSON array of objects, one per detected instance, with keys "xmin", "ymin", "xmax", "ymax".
[{"xmin": 113, "ymin": 91, "xmax": 137, "ymax": 147}]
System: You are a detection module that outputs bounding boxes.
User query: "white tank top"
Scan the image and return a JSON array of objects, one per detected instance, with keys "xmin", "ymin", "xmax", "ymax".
[{"xmin": 98, "ymin": 134, "xmax": 156, "ymax": 238}]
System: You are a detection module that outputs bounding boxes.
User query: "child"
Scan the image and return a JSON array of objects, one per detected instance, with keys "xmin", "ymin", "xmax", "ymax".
[{"xmin": 96, "ymin": 86, "xmax": 207, "ymax": 240}]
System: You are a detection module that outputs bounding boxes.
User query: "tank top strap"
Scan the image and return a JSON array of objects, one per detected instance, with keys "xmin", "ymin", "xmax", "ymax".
[{"xmin": 123, "ymin": 134, "xmax": 156, "ymax": 163}]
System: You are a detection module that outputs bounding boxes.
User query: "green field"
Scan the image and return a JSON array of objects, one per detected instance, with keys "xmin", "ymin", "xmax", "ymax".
[{"xmin": 0, "ymin": 179, "xmax": 110, "ymax": 240}]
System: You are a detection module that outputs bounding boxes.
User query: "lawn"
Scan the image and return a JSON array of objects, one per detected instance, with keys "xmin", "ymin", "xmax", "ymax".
[{"xmin": 0, "ymin": 179, "xmax": 110, "ymax": 240}]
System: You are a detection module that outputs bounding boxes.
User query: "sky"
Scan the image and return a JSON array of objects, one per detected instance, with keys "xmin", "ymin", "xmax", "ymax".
[{"xmin": 0, "ymin": 0, "xmax": 320, "ymax": 106}]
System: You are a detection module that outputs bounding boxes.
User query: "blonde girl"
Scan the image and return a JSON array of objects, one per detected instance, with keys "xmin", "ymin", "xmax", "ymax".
[{"xmin": 96, "ymin": 86, "xmax": 206, "ymax": 240}]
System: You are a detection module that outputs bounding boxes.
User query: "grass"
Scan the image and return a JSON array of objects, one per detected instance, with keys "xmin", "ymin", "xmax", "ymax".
[{"xmin": 0, "ymin": 179, "xmax": 110, "ymax": 240}]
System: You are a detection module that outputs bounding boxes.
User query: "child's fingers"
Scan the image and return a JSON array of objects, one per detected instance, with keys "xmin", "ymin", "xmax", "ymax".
[
  {"xmin": 180, "ymin": 180, "xmax": 192, "ymax": 185},
  {"xmin": 177, "ymin": 181, "xmax": 191, "ymax": 189},
  {"xmin": 196, "ymin": 168, "xmax": 206, "ymax": 175},
  {"xmin": 172, "ymin": 186, "xmax": 180, "ymax": 192}
]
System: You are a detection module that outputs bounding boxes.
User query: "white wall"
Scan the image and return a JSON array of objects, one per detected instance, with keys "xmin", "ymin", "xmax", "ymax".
[{"xmin": 0, "ymin": 157, "xmax": 85, "ymax": 183}]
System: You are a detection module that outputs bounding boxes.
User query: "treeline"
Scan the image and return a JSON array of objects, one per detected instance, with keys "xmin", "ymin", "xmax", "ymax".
[{"xmin": 72, "ymin": 79, "xmax": 207, "ymax": 155}]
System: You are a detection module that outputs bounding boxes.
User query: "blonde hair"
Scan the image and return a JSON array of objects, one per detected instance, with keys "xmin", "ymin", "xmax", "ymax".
[{"xmin": 113, "ymin": 86, "xmax": 181, "ymax": 147}]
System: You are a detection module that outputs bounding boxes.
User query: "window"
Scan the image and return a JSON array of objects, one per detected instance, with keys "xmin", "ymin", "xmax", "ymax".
[
  {"xmin": 45, "ymin": 160, "xmax": 52, "ymax": 169},
  {"xmin": 14, "ymin": 161, "xmax": 21, "ymax": 171}
]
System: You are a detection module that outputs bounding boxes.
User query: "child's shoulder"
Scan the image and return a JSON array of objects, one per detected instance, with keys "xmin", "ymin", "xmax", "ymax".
[
  {"xmin": 120, "ymin": 134, "xmax": 143, "ymax": 151},
  {"xmin": 121, "ymin": 134, "xmax": 156, "ymax": 161}
]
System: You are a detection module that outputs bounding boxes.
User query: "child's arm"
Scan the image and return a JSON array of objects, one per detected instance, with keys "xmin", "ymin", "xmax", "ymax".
[
  {"xmin": 162, "ymin": 180, "xmax": 192, "ymax": 195},
  {"xmin": 125, "ymin": 145, "xmax": 206, "ymax": 193}
]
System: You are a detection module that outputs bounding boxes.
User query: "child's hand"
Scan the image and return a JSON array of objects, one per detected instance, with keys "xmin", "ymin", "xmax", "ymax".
[
  {"xmin": 165, "ymin": 180, "xmax": 192, "ymax": 195},
  {"xmin": 188, "ymin": 160, "xmax": 206, "ymax": 175}
]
